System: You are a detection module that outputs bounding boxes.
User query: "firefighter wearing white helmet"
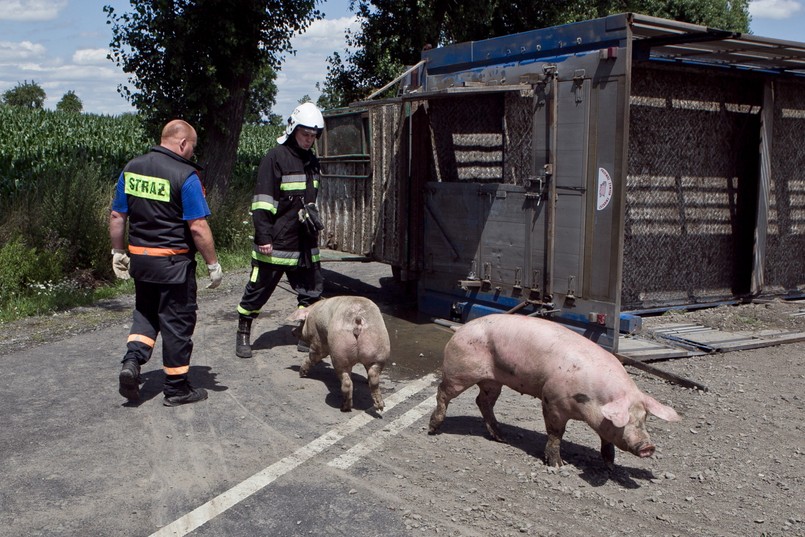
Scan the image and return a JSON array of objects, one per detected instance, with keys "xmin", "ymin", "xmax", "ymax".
[
  {"xmin": 276, "ymin": 102, "xmax": 325, "ymax": 144},
  {"xmin": 235, "ymin": 102, "xmax": 326, "ymax": 358}
]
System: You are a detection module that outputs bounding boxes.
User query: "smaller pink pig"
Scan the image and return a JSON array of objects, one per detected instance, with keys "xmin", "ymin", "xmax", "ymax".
[
  {"xmin": 287, "ymin": 296, "xmax": 390, "ymax": 412},
  {"xmin": 428, "ymin": 314, "xmax": 681, "ymax": 466}
]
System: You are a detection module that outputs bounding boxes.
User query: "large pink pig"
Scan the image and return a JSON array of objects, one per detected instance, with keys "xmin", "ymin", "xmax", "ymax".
[
  {"xmin": 287, "ymin": 296, "xmax": 389, "ymax": 412},
  {"xmin": 428, "ymin": 314, "xmax": 681, "ymax": 466}
]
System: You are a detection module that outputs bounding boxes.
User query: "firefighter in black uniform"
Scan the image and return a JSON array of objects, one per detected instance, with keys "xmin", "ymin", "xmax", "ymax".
[
  {"xmin": 109, "ymin": 119, "xmax": 222, "ymax": 406},
  {"xmin": 235, "ymin": 102, "xmax": 325, "ymax": 358}
]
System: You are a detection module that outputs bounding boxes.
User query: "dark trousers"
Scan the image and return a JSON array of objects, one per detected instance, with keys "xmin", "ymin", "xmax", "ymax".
[
  {"xmin": 124, "ymin": 265, "xmax": 198, "ymax": 396},
  {"xmin": 237, "ymin": 259, "xmax": 323, "ymax": 318}
]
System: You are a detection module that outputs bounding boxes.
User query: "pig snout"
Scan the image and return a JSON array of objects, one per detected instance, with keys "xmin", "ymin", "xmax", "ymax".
[
  {"xmin": 634, "ymin": 442, "xmax": 656, "ymax": 458},
  {"xmin": 620, "ymin": 425, "xmax": 656, "ymax": 458}
]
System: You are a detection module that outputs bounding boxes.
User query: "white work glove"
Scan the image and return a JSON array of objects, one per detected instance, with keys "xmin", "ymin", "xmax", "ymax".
[
  {"xmin": 207, "ymin": 262, "xmax": 223, "ymax": 289},
  {"xmin": 111, "ymin": 249, "xmax": 130, "ymax": 280}
]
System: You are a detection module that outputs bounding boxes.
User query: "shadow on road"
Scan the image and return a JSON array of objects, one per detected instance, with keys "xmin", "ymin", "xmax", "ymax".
[
  {"xmin": 432, "ymin": 415, "xmax": 657, "ymax": 488},
  {"xmin": 287, "ymin": 362, "xmax": 383, "ymax": 414},
  {"xmin": 121, "ymin": 365, "xmax": 228, "ymax": 408}
]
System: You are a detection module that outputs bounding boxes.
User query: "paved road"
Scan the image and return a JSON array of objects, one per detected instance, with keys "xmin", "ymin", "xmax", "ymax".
[{"xmin": 0, "ymin": 259, "xmax": 457, "ymax": 537}]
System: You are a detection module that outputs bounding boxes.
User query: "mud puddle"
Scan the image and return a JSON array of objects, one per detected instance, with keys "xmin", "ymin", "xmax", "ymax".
[{"xmin": 380, "ymin": 304, "xmax": 453, "ymax": 381}]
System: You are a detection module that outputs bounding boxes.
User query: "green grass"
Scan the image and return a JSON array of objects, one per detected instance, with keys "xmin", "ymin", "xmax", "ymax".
[
  {"xmin": 0, "ymin": 278, "xmax": 129, "ymax": 323},
  {"xmin": 0, "ymin": 250, "xmax": 253, "ymax": 324}
]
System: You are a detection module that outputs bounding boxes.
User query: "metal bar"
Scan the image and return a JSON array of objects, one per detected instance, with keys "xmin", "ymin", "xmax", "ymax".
[
  {"xmin": 633, "ymin": 29, "xmax": 737, "ymax": 50},
  {"xmin": 318, "ymin": 154, "xmax": 370, "ymax": 160},
  {"xmin": 432, "ymin": 318, "xmax": 461, "ymax": 332},
  {"xmin": 320, "ymin": 256, "xmax": 374, "ymax": 263},
  {"xmin": 365, "ymin": 60, "xmax": 427, "ymax": 101},
  {"xmin": 752, "ymin": 80, "xmax": 773, "ymax": 295},
  {"xmin": 504, "ymin": 301, "xmax": 531, "ymax": 314},
  {"xmin": 544, "ymin": 71, "xmax": 558, "ymax": 300},
  {"xmin": 319, "ymin": 174, "xmax": 372, "ymax": 180}
]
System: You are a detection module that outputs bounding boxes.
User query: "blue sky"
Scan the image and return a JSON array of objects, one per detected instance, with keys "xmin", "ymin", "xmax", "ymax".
[
  {"xmin": 0, "ymin": 0, "xmax": 802, "ymax": 117},
  {"xmin": 0, "ymin": 0, "xmax": 355, "ymax": 116}
]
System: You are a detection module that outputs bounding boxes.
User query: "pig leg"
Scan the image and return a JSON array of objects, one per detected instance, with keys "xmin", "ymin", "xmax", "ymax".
[
  {"xmin": 542, "ymin": 404, "xmax": 568, "ymax": 467},
  {"xmin": 299, "ymin": 350, "xmax": 326, "ymax": 377},
  {"xmin": 428, "ymin": 380, "xmax": 467, "ymax": 434},
  {"xmin": 365, "ymin": 362, "xmax": 384, "ymax": 412},
  {"xmin": 600, "ymin": 440, "xmax": 616, "ymax": 465},
  {"xmin": 476, "ymin": 380, "xmax": 505, "ymax": 442},
  {"xmin": 334, "ymin": 364, "xmax": 354, "ymax": 412}
]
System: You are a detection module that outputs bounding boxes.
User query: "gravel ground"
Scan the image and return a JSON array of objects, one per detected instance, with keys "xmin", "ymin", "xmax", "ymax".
[{"xmin": 1, "ymin": 271, "xmax": 803, "ymax": 536}]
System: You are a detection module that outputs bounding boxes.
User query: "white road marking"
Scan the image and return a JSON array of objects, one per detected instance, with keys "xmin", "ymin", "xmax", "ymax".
[
  {"xmin": 149, "ymin": 373, "xmax": 438, "ymax": 537},
  {"xmin": 328, "ymin": 394, "xmax": 436, "ymax": 469}
]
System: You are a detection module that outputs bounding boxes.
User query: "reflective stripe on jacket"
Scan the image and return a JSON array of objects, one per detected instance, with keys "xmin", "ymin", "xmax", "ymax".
[{"xmin": 251, "ymin": 142, "xmax": 320, "ymax": 265}]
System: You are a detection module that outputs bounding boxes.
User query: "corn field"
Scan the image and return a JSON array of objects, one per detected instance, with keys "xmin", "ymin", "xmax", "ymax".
[{"xmin": 0, "ymin": 104, "xmax": 282, "ymax": 317}]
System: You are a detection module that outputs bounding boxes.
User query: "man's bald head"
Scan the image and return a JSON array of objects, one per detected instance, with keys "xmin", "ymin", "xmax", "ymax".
[{"xmin": 161, "ymin": 119, "xmax": 198, "ymax": 160}]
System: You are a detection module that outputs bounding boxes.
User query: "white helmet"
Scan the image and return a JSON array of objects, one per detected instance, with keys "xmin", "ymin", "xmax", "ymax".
[{"xmin": 277, "ymin": 102, "xmax": 324, "ymax": 144}]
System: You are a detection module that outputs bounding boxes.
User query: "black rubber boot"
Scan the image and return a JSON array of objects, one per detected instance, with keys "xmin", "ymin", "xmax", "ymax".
[
  {"xmin": 118, "ymin": 358, "xmax": 141, "ymax": 402},
  {"xmin": 163, "ymin": 384, "xmax": 208, "ymax": 407},
  {"xmin": 236, "ymin": 316, "xmax": 253, "ymax": 358}
]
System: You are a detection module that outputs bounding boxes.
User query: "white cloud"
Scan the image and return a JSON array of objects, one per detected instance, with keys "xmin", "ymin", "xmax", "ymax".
[
  {"xmin": 749, "ymin": 0, "xmax": 803, "ymax": 19},
  {"xmin": 0, "ymin": 0, "xmax": 67, "ymax": 22},
  {"xmin": 0, "ymin": 40, "xmax": 46, "ymax": 61},
  {"xmin": 72, "ymin": 48, "xmax": 109, "ymax": 65},
  {"xmin": 273, "ymin": 15, "xmax": 357, "ymax": 115},
  {"xmin": 0, "ymin": 10, "xmax": 358, "ymax": 116}
]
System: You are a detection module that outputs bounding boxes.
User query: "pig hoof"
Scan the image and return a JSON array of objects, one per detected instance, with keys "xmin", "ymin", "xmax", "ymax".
[
  {"xmin": 544, "ymin": 453, "xmax": 564, "ymax": 467},
  {"xmin": 486, "ymin": 429, "xmax": 505, "ymax": 443},
  {"xmin": 341, "ymin": 406, "xmax": 352, "ymax": 412}
]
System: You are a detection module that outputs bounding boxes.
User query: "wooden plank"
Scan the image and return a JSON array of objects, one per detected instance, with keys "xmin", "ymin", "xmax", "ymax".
[
  {"xmin": 617, "ymin": 336, "xmax": 702, "ymax": 361},
  {"xmin": 648, "ymin": 324, "xmax": 805, "ymax": 353},
  {"xmin": 616, "ymin": 353, "xmax": 709, "ymax": 392},
  {"xmin": 712, "ymin": 332, "xmax": 805, "ymax": 351}
]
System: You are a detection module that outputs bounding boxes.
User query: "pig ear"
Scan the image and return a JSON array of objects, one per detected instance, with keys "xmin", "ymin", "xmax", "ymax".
[
  {"xmin": 644, "ymin": 395, "xmax": 681, "ymax": 422},
  {"xmin": 600, "ymin": 397, "xmax": 631, "ymax": 428}
]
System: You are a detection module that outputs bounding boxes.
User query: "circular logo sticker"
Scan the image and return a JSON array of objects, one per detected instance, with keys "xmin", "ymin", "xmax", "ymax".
[{"xmin": 597, "ymin": 167, "xmax": 613, "ymax": 211}]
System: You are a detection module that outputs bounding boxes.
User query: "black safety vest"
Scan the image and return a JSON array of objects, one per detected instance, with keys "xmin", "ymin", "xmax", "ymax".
[
  {"xmin": 251, "ymin": 143, "xmax": 320, "ymax": 266},
  {"xmin": 122, "ymin": 146, "xmax": 200, "ymax": 283}
]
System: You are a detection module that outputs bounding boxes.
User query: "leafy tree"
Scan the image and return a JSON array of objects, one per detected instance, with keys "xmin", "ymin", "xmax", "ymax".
[
  {"xmin": 244, "ymin": 64, "xmax": 279, "ymax": 125},
  {"xmin": 105, "ymin": 0, "xmax": 321, "ymax": 196},
  {"xmin": 320, "ymin": 0, "xmax": 750, "ymax": 107},
  {"xmin": 56, "ymin": 91, "xmax": 83, "ymax": 114},
  {"xmin": 315, "ymin": 74, "xmax": 345, "ymax": 111},
  {"xmin": 2, "ymin": 80, "xmax": 46, "ymax": 109}
]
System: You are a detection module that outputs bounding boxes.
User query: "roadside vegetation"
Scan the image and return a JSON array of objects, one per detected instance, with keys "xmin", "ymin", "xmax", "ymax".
[{"xmin": 0, "ymin": 104, "xmax": 280, "ymax": 322}]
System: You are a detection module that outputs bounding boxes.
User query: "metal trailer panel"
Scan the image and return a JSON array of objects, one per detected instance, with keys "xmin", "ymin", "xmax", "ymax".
[
  {"xmin": 317, "ymin": 110, "xmax": 373, "ymax": 255},
  {"xmin": 587, "ymin": 73, "xmax": 628, "ymax": 303},
  {"xmin": 765, "ymin": 79, "xmax": 805, "ymax": 296},
  {"xmin": 424, "ymin": 15, "xmax": 627, "ymax": 75},
  {"xmin": 368, "ymin": 104, "xmax": 404, "ymax": 266},
  {"xmin": 416, "ymin": 49, "xmax": 630, "ymax": 348},
  {"xmin": 622, "ymin": 65, "xmax": 762, "ymax": 310}
]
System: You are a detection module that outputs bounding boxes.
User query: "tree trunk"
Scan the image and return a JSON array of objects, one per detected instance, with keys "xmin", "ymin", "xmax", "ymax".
[{"xmin": 198, "ymin": 76, "xmax": 250, "ymax": 200}]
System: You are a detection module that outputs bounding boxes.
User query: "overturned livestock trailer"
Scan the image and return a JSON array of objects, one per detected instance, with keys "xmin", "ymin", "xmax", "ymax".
[{"xmin": 315, "ymin": 13, "xmax": 805, "ymax": 351}]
